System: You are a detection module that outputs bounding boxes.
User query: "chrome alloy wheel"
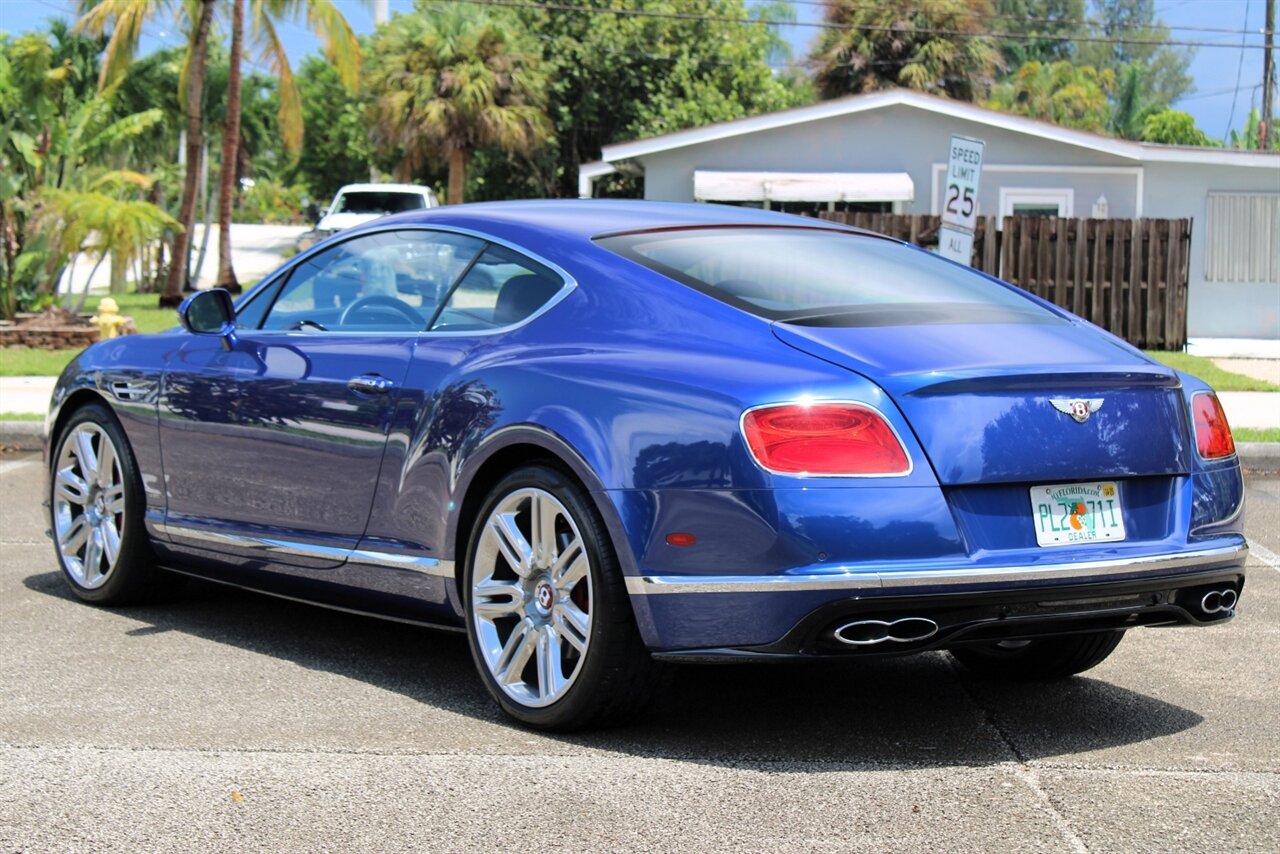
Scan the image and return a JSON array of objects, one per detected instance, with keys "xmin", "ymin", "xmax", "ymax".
[
  {"xmin": 470, "ymin": 487, "xmax": 593, "ymax": 708},
  {"xmin": 53, "ymin": 423, "xmax": 126, "ymax": 589}
]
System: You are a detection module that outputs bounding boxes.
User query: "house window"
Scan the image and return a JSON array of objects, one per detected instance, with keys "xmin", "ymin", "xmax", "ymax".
[
  {"xmin": 998, "ymin": 188, "xmax": 1074, "ymax": 227},
  {"xmin": 1205, "ymin": 192, "xmax": 1280, "ymax": 283}
]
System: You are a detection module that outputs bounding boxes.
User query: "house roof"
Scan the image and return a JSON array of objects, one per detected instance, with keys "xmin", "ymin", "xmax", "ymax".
[{"xmin": 596, "ymin": 89, "xmax": 1280, "ymax": 169}]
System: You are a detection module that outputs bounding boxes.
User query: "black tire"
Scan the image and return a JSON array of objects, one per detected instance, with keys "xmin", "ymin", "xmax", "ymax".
[
  {"xmin": 49, "ymin": 401, "xmax": 173, "ymax": 605},
  {"xmin": 462, "ymin": 465, "xmax": 661, "ymax": 731},
  {"xmin": 948, "ymin": 630, "xmax": 1125, "ymax": 681}
]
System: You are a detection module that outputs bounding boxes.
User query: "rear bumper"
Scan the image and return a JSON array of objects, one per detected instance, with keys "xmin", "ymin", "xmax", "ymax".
[
  {"xmin": 628, "ymin": 541, "xmax": 1248, "ymax": 656},
  {"xmin": 625, "ymin": 543, "xmax": 1247, "ymax": 595}
]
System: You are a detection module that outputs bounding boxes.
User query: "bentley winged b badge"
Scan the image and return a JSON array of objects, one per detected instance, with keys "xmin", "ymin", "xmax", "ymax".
[{"xmin": 1050, "ymin": 398, "xmax": 1104, "ymax": 424}]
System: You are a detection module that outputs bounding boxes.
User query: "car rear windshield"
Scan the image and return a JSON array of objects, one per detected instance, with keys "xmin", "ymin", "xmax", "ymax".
[
  {"xmin": 597, "ymin": 227, "xmax": 1059, "ymax": 326},
  {"xmin": 335, "ymin": 191, "xmax": 427, "ymax": 215}
]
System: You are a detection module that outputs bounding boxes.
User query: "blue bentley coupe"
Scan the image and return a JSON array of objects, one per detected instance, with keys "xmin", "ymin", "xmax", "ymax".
[{"xmin": 45, "ymin": 200, "xmax": 1247, "ymax": 730}]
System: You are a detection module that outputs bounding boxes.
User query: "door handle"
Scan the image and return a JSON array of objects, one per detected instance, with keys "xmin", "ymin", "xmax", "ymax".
[{"xmin": 348, "ymin": 374, "xmax": 395, "ymax": 395}]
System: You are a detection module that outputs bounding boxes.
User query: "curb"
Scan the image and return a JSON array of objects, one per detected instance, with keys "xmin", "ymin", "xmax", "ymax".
[
  {"xmin": 2, "ymin": 420, "xmax": 1278, "ymax": 472},
  {"xmin": 1238, "ymin": 441, "xmax": 1280, "ymax": 474},
  {"xmin": 0, "ymin": 421, "xmax": 44, "ymax": 453}
]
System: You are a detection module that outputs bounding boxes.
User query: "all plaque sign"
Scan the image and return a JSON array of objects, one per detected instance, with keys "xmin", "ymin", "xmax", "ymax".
[{"xmin": 938, "ymin": 227, "xmax": 974, "ymax": 265}]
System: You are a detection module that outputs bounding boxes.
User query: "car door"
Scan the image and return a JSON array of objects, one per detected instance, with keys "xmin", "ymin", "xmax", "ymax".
[{"xmin": 158, "ymin": 229, "xmax": 486, "ymax": 568}]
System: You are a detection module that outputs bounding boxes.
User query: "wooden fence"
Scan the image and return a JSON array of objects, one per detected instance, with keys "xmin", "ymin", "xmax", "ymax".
[{"xmin": 816, "ymin": 212, "xmax": 1192, "ymax": 349}]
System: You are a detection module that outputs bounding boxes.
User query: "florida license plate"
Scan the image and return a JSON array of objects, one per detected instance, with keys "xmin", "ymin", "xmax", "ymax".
[{"xmin": 1030, "ymin": 481, "xmax": 1126, "ymax": 547}]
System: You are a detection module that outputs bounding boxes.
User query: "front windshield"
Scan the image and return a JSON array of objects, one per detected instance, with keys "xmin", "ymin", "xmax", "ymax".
[
  {"xmin": 597, "ymin": 227, "xmax": 1058, "ymax": 326},
  {"xmin": 334, "ymin": 191, "xmax": 427, "ymax": 215}
]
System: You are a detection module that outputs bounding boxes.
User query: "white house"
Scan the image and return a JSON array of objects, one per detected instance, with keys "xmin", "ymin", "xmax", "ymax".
[{"xmin": 580, "ymin": 90, "xmax": 1280, "ymax": 341}]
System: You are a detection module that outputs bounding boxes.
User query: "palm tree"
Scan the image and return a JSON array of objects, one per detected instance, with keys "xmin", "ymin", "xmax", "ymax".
[
  {"xmin": 809, "ymin": 0, "xmax": 1000, "ymax": 102},
  {"xmin": 366, "ymin": 5, "xmax": 551, "ymax": 204},
  {"xmin": 42, "ymin": 177, "xmax": 179, "ymax": 311},
  {"xmin": 0, "ymin": 25, "xmax": 173, "ymax": 318},
  {"xmin": 215, "ymin": 0, "xmax": 363, "ymax": 292},
  {"xmin": 78, "ymin": 0, "xmax": 218, "ymax": 307}
]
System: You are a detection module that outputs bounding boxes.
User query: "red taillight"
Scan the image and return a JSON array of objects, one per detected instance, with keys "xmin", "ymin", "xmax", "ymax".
[
  {"xmin": 741, "ymin": 402, "xmax": 910, "ymax": 476},
  {"xmin": 1192, "ymin": 392, "xmax": 1236, "ymax": 459}
]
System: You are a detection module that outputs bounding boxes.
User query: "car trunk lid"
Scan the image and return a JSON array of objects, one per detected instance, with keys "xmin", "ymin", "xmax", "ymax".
[{"xmin": 772, "ymin": 318, "xmax": 1192, "ymax": 485}]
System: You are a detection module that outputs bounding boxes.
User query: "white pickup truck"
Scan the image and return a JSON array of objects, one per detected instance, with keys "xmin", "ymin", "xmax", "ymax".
[{"xmin": 298, "ymin": 183, "xmax": 440, "ymax": 250}]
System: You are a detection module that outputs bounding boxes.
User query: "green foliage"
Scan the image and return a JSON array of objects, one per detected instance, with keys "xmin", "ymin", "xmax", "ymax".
[
  {"xmin": 987, "ymin": 61, "xmax": 1115, "ymax": 131},
  {"xmin": 1076, "ymin": 0, "xmax": 1193, "ymax": 108},
  {"xmin": 365, "ymin": 2, "xmax": 552, "ymax": 202},
  {"xmin": 286, "ymin": 55, "xmax": 378, "ymax": 201},
  {"xmin": 0, "ymin": 28, "xmax": 177, "ymax": 319},
  {"xmin": 1228, "ymin": 108, "xmax": 1280, "ymax": 151},
  {"xmin": 1139, "ymin": 109, "xmax": 1218, "ymax": 147},
  {"xmin": 221, "ymin": 0, "xmax": 811, "ymax": 202},
  {"xmin": 233, "ymin": 176, "xmax": 311, "ymax": 224},
  {"xmin": 510, "ymin": 0, "xmax": 807, "ymax": 198},
  {"xmin": 810, "ymin": 0, "xmax": 1000, "ymax": 102},
  {"xmin": 992, "ymin": 0, "xmax": 1086, "ymax": 69},
  {"xmin": 1107, "ymin": 62, "xmax": 1161, "ymax": 139},
  {"xmin": 247, "ymin": 0, "xmax": 363, "ymax": 159}
]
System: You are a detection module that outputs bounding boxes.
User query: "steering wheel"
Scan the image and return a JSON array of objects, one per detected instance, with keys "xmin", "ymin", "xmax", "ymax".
[{"xmin": 337, "ymin": 295, "xmax": 425, "ymax": 329}]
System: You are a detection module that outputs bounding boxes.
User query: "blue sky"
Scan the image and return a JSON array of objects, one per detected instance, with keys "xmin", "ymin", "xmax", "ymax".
[{"xmin": 0, "ymin": 0, "xmax": 1272, "ymax": 143}]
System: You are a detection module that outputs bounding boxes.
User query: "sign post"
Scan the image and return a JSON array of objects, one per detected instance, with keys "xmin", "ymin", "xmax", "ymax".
[{"xmin": 938, "ymin": 135, "xmax": 985, "ymax": 266}]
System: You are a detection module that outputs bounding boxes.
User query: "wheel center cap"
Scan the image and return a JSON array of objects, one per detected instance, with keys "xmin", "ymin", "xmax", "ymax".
[{"xmin": 534, "ymin": 580, "xmax": 554, "ymax": 614}]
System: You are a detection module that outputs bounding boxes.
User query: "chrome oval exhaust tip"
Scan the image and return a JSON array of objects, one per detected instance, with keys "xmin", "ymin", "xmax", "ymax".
[
  {"xmin": 1200, "ymin": 588, "xmax": 1237, "ymax": 615},
  {"xmin": 833, "ymin": 617, "xmax": 939, "ymax": 646}
]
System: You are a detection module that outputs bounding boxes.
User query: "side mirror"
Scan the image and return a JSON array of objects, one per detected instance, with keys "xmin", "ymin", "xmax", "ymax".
[{"xmin": 179, "ymin": 288, "xmax": 238, "ymax": 350}]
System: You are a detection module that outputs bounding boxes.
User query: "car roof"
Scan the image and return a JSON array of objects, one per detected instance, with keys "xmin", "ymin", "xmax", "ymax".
[
  {"xmin": 370, "ymin": 199, "xmax": 864, "ymax": 242},
  {"xmin": 335, "ymin": 183, "xmax": 436, "ymax": 195}
]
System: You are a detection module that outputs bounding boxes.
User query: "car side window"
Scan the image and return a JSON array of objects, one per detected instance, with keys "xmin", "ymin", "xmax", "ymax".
[
  {"xmin": 429, "ymin": 244, "xmax": 563, "ymax": 332},
  {"xmin": 260, "ymin": 230, "xmax": 484, "ymax": 332},
  {"xmin": 233, "ymin": 276, "xmax": 282, "ymax": 329}
]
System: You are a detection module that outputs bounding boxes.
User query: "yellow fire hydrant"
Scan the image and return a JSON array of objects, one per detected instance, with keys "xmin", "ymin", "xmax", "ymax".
[{"xmin": 90, "ymin": 297, "xmax": 130, "ymax": 340}]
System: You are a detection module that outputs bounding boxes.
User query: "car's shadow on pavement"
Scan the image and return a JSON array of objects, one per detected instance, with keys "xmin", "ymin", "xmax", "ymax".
[{"xmin": 24, "ymin": 569, "xmax": 1203, "ymax": 767}]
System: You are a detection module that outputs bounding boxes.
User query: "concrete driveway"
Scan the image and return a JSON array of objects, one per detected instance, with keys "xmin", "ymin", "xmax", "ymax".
[
  {"xmin": 1, "ymin": 454, "xmax": 1277, "ymax": 851},
  {"xmin": 57, "ymin": 224, "xmax": 306, "ymax": 295}
]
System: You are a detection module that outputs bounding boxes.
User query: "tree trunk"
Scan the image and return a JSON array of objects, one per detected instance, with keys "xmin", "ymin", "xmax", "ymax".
[
  {"xmin": 160, "ymin": 0, "xmax": 216, "ymax": 309},
  {"xmin": 447, "ymin": 147, "xmax": 468, "ymax": 205},
  {"xmin": 215, "ymin": 0, "xmax": 244, "ymax": 293},
  {"xmin": 109, "ymin": 247, "xmax": 128, "ymax": 295},
  {"xmin": 192, "ymin": 141, "xmax": 215, "ymax": 286}
]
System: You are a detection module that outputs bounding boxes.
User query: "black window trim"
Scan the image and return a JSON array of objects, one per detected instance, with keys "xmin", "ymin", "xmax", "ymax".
[{"xmin": 231, "ymin": 224, "xmax": 577, "ymax": 338}]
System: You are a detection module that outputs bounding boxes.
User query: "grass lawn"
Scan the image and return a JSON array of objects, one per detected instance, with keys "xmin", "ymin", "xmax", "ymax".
[
  {"xmin": 1145, "ymin": 351, "xmax": 1280, "ymax": 392},
  {"xmin": 0, "ymin": 412, "xmax": 44, "ymax": 421},
  {"xmin": 1236, "ymin": 427, "xmax": 1280, "ymax": 443},
  {"xmin": 110, "ymin": 292, "xmax": 184, "ymax": 334},
  {"xmin": 1, "ymin": 292, "xmax": 183, "ymax": 377},
  {"xmin": 0, "ymin": 348, "xmax": 79, "ymax": 377}
]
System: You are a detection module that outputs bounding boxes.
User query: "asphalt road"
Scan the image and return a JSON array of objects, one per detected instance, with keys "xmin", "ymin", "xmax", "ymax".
[{"xmin": 2, "ymin": 452, "xmax": 1278, "ymax": 852}]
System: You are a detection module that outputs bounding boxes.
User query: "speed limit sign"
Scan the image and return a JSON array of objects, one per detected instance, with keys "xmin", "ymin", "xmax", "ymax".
[{"xmin": 942, "ymin": 135, "xmax": 984, "ymax": 233}]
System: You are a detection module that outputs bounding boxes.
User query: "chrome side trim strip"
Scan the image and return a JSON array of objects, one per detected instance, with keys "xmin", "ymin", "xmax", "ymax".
[
  {"xmin": 348, "ymin": 549, "xmax": 454, "ymax": 578},
  {"xmin": 623, "ymin": 544, "xmax": 1248, "ymax": 595},
  {"xmin": 156, "ymin": 522, "xmax": 350, "ymax": 561},
  {"xmin": 157, "ymin": 521, "xmax": 453, "ymax": 576}
]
